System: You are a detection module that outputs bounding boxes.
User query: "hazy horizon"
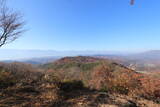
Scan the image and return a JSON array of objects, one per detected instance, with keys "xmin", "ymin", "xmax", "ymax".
[
  {"xmin": 0, "ymin": 49, "xmax": 132, "ymax": 60},
  {"xmin": 0, "ymin": 48, "xmax": 159, "ymax": 60}
]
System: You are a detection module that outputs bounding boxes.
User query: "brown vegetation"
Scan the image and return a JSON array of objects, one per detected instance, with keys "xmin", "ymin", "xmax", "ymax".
[
  {"xmin": 44, "ymin": 57, "xmax": 160, "ymax": 103},
  {"xmin": 0, "ymin": 56, "xmax": 160, "ymax": 106}
]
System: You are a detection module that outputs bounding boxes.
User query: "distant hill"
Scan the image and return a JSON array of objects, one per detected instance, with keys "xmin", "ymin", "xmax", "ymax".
[
  {"xmin": 2, "ymin": 56, "xmax": 61, "ymax": 64},
  {"xmin": 2, "ymin": 50, "xmax": 160, "ymax": 72},
  {"xmin": 41, "ymin": 56, "xmax": 132, "ymax": 72},
  {"xmin": 125, "ymin": 50, "xmax": 160, "ymax": 72},
  {"xmin": 41, "ymin": 56, "xmax": 136, "ymax": 90},
  {"xmin": 1, "ymin": 56, "xmax": 160, "ymax": 106},
  {"xmin": 93, "ymin": 50, "xmax": 160, "ymax": 72}
]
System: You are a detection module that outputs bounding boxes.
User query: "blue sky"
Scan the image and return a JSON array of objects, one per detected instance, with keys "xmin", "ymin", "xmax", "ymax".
[{"xmin": 2, "ymin": 0, "xmax": 160, "ymax": 51}]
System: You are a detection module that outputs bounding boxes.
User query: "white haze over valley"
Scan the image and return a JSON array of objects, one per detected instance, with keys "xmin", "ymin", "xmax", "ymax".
[{"xmin": 0, "ymin": 49, "xmax": 130, "ymax": 60}]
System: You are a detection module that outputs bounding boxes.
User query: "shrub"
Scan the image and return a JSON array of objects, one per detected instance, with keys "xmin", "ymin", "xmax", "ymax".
[
  {"xmin": 59, "ymin": 80, "xmax": 84, "ymax": 92},
  {"xmin": 89, "ymin": 65, "xmax": 142, "ymax": 95},
  {"xmin": 0, "ymin": 70, "xmax": 17, "ymax": 88},
  {"xmin": 137, "ymin": 76, "xmax": 160, "ymax": 102}
]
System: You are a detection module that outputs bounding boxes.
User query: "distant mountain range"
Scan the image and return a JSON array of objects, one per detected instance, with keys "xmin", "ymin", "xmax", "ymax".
[
  {"xmin": 95, "ymin": 50, "xmax": 160, "ymax": 72},
  {"xmin": 3, "ymin": 56, "xmax": 61, "ymax": 64},
  {"xmin": 0, "ymin": 49, "xmax": 126, "ymax": 60},
  {"xmin": 1, "ymin": 50, "xmax": 160, "ymax": 72}
]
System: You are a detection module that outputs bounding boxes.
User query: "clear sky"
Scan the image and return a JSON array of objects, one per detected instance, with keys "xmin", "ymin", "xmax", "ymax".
[{"xmin": 2, "ymin": 0, "xmax": 160, "ymax": 51}]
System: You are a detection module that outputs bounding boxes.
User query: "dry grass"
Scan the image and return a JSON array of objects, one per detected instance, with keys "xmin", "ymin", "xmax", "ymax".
[{"xmin": 0, "ymin": 57, "xmax": 160, "ymax": 106}]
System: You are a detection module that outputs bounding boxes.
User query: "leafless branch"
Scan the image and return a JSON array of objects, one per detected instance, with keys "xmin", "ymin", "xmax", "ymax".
[{"xmin": 0, "ymin": 0, "xmax": 25, "ymax": 47}]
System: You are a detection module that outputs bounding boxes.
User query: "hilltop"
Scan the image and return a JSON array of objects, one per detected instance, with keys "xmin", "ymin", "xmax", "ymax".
[
  {"xmin": 0, "ymin": 56, "xmax": 160, "ymax": 107},
  {"xmin": 42, "ymin": 56, "xmax": 132, "ymax": 72}
]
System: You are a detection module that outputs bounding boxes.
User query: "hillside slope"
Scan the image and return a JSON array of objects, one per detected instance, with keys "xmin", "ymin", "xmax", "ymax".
[
  {"xmin": 41, "ymin": 56, "xmax": 139, "ymax": 91},
  {"xmin": 0, "ymin": 57, "xmax": 160, "ymax": 107},
  {"xmin": 42, "ymin": 56, "xmax": 132, "ymax": 73}
]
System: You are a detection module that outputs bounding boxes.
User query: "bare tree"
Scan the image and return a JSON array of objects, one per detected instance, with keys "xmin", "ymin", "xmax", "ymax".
[{"xmin": 0, "ymin": 0, "xmax": 25, "ymax": 47}]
